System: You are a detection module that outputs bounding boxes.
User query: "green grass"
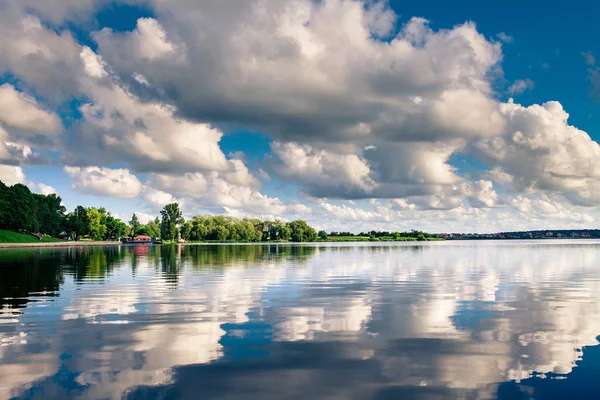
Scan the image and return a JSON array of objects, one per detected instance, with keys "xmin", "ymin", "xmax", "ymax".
[{"xmin": 0, "ymin": 230, "xmax": 64, "ymax": 243}]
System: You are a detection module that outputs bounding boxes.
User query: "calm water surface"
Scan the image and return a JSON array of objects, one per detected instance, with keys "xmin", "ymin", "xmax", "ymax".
[{"xmin": 1, "ymin": 241, "xmax": 600, "ymax": 399}]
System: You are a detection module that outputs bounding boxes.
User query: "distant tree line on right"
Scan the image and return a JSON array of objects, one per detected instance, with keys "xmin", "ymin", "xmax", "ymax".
[{"xmin": 327, "ymin": 230, "xmax": 439, "ymax": 241}]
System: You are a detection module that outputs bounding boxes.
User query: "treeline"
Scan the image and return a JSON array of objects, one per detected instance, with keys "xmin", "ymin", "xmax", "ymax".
[
  {"xmin": 0, "ymin": 181, "xmax": 319, "ymax": 242},
  {"xmin": 0, "ymin": 181, "xmax": 129, "ymax": 240},
  {"xmin": 0, "ymin": 182, "xmax": 65, "ymax": 236},
  {"xmin": 131, "ymin": 203, "xmax": 318, "ymax": 242},
  {"xmin": 329, "ymin": 230, "xmax": 439, "ymax": 241},
  {"xmin": 62, "ymin": 206, "xmax": 128, "ymax": 240},
  {"xmin": 1, "ymin": 181, "xmax": 435, "ymax": 243}
]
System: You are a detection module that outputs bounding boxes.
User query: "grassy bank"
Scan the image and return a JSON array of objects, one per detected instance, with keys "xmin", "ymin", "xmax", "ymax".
[{"xmin": 0, "ymin": 230, "xmax": 64, "ymax": 243}]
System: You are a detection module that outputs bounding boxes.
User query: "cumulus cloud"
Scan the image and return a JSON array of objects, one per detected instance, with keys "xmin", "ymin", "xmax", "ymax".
[
  {"xmin": 145, "ymin": 159, "xmax": 286, "ymax": 215},
  {"xmin": 64, "ymin": 166, "xmax": 143, "ymax": 198},
  {"xmin": 0, "ymin": 12, "xmax": 82, "ymax": 98},
  {"xmin": 94, "ymin": 4, "xmax": 503, "ymax": 144},
  {"xmin": 270, "ymin": 142, "xmax": 376, "ymax": 198},
  {"xmin": 0, "ymin": 84, "xmax": 62, "ymax": 134},
  {"xmin": 473, "ymin": 100, "xmax": 600, "ymax": 206},
  {"xmin": 141, "ymin": 186, "xmax": 180, "ymax": 210},
  {"xmin": 94, "ymin": 18, "xmax": 179, "ymax": 62},
  {"xmin": 34, "ymin": 183, "xmax": 58, "ymax": 196},
  {"xmin": 65, "ymin": 56, "xmax": 230, "ymax": 173},
  {"xmin": 0, "ymin": 0, "xmax": 599, "ymax": 230},
  {"xmin": 0, "ymin": 165, "xmax": 26, "ymax": 186}
]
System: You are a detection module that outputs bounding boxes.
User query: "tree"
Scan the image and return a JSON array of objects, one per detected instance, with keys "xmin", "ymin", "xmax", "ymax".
[
  {"xmin": 289, "ymin": 220, "xmax": 317, "ymax": 242},
  {"xmin": 160, "ymin": 203, "xmax": 184, "ymax": 241},
  {"xmin": 129, "ymin": 213, "xmax": 141, "ymax": 237},
  {"xmin": 145, "ymin": 218, "xmax": 161, "ymax": 238},
  {"xmin": 3, "ymin": 184, "xmax": 34, "ymax": 232},
  {"xmin": 104, "ymin": 213, "xmax": 128, "ymax": 239},
  {"xmin": 180, "ymin": 221, "xmax": 193, "ymax": 241},
  {"xmin": 87, "ymin": 208, "xmax": 107, "ymax": 241},
  {"xmin": 318, "ymin": 230, "xmax": 328, "ymax": 240},
  {"xmin": 62, "ymin": 211, "xmax": 85, "ymax": 240}
]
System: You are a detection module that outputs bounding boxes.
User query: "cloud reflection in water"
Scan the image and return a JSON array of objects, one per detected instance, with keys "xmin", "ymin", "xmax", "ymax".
[{"xmin": 0, "ymin": 242, "xmax": 599, "ymax": 399}]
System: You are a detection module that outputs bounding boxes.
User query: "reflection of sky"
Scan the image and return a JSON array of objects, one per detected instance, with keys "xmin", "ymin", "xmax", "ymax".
[{"xmin": 1, "ymin": 241, "xmax": 600, "ymax": 399}]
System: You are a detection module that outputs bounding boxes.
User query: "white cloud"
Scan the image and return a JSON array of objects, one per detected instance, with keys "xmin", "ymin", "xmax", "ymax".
[
  {"xmin": 64, "ymin": 166, "xmax": 143, "ymax": 198},
  {"xmin": 270, "ymin": 142, "xmax": 376, "ymax": 197},
  {"xmin": 0, "ymin": 165, "xmax": 26, "ymax": 186},
  {"xmin": 35, "ymin": 183, "xmax": 58, "ymax": 196},
  {"xmin": 496, "ymin": 32, "xmax": 513, "ymax": 43},
  {"xmin": 94, "ymin": 18, "xmax": 178, "ymax": 62},
  {"xmin": 69, "ymin": 68, "xmax": 230, "ymax": 173},
  {"xmin": 0, "ymin": 0, "xmax": 599, "ymax": 232},
  {"xmin": 80, "ymin": 46, "xmax": 107, "ymax": 78},
  {"xmin": 0, "ymin": 84, "xmax": 61, "ymax": 134},
  {"xmin": 0, "ymin": 13, "xmax": 82, "ymax": 98},
  {"xmin": 141, "ymin": 186, "xmax": 179, "ymax": 210},
  {"xmin": 507, "ymin": 78, "xmax": 534, "ymax": 95},
  {"xmin": 474, "ymin": 100, "xmax": 600, "ymax": 205},
  {"xmin": 582, "ymin": 51, "xmax": 596, "ymax": 66},
  {"xmin": 145, "ymin": 160, "xmax": 286, "ymax": 216}
]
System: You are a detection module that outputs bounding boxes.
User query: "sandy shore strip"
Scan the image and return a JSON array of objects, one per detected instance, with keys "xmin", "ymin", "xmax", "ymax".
[{"xmin": 0, "ymin": 241, "xmax": 121, "ymax": 249}]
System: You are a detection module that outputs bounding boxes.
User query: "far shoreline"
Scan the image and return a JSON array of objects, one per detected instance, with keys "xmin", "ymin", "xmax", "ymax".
[{"xmin": 3, "ymin": 237, "xmax": 600, "ymax": 250}]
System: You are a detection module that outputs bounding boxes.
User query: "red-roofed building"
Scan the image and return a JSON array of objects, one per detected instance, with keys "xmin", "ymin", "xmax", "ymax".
[{"xmin": 121, "ymin": 235, "xmax": 156, "ymax": 244}]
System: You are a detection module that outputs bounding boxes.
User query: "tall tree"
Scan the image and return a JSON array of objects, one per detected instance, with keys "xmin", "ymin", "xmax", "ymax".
[
  {"xmin": 160, "ymin": 203, "xmax": 184, "ymax": 241},
  {"xmin": 75, "ymin": 206, "xmax": 90, "ymax": 236},
  {"xmin": 129, "ymin": 213, "xmax": 141, "ymax": 237}
]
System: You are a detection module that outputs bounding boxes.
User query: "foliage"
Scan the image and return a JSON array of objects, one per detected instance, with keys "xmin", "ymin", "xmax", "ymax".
[
  {"xmin": 329, "ymin": 229, "xmax": 440, "ymax": 241},
  {"xmin": 87, "ymin": 208, "xmax": 107, "ymax": 240},
  {"xmin": 0, "ymin": 182, "xmax": 65, "ymax": 236},
  {"xmin": 289, "ymin": 220, "xmax": 317, "ymax": 242},
  {"xmin": 129, "ymin": 213, "xmax": 141, "ymax": 237},
  {"xmin": 178, "ymin": 214, "xmax": 318, "ymax": 243},
  {"xmin": 0, "ymin": 180, "xmax": 131, "ymax": 242},
  {"xmin": 103, "ymin": 211, "xmax": 129, "ymax": 239},
  {"xmin": 160, "ymin": 203, "xmax": 184, "ymax": 241}
]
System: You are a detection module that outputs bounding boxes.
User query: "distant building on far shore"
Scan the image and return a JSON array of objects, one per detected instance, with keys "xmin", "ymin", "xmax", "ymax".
[{"xmin": 121, "ymin": 235, "xmax": 157, "ymax": 244}]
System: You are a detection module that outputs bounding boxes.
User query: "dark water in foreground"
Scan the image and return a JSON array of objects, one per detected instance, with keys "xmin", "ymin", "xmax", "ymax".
[{"xmin": 1, "ymin": 241, "xmax": 600, "ymax": 400}]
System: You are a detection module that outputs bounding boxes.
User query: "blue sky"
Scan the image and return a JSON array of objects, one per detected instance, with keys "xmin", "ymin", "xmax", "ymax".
[{"xmin": 1, "ymin": 0, "xmax": 600, "ymax": 232}]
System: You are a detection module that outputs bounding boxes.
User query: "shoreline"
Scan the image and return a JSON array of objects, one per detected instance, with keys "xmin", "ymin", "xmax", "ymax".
[
  {"xmin": 0, "ymin": 241, "xmax": 121, "ymax": 249},
  {"xmin": 2, "ymin": 237, "xmax": 600, "ymax": 249}
]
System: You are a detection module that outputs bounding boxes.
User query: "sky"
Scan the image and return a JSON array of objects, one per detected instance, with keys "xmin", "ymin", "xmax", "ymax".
[{"xmin": 1, "ymin": 0, "xmax": 600, "ymax": 233}]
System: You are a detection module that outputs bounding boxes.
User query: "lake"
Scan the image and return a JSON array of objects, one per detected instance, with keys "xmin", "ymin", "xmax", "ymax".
[{"xmin": 1, "ymin": 241, "xmax": 600, "ymax": 399}]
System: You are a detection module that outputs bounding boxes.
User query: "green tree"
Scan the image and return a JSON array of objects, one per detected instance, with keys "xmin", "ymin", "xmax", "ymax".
[
  {"xmin": 129, "ymin": 213, "xmax": 141, "ymax": 237},
  {"xmin": 181, "ymin": 220, "xmax": 193, "ymax": 241},
  {"xmin": 289, "ymin": 220, "xmax": 317, "ymax": 242},
  {"xmin": 189, "ymin": 216, "xmax": 208, "ymax": 241},
  {"xmin": 104, "ymin": 213, "xmax": 128, "ymax": 240},
  {"xmin": 87, "ymin": 208, "xmax": 107, "ymax": 240},
  {"xmin": 75, "ymin": 206, "xmax": 90, "ymax": 237},
  {"xmin": 62, "ymin": 211, "xmax": 85, "ymax": 240},
  {"xmin": 160, "ymin": 203, "xmax": 184, "ymax": 241},
  {"xmin": 318, "ymin": 230, "xmax": 328, "ymax": 240}
]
